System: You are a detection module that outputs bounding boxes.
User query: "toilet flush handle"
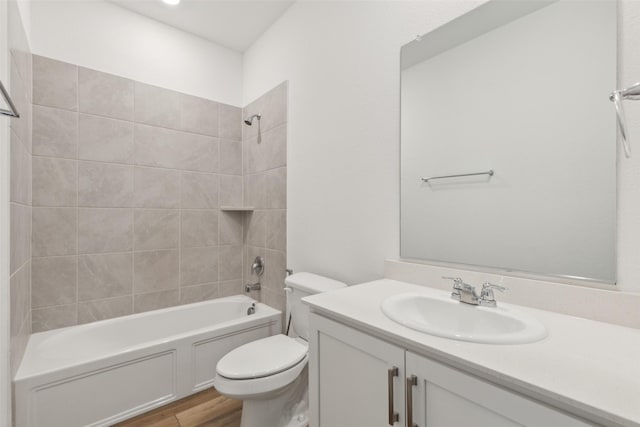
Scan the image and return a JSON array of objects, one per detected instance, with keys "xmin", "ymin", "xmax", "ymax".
[{"xmin": 284, "ymin": 268, "xmax": 294, "ymax": 293}]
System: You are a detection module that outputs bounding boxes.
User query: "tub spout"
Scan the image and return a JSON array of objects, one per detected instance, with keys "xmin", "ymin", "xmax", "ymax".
[{"xmin": 245, "ymin": 282, "xmax": 261, "ymax": 292}]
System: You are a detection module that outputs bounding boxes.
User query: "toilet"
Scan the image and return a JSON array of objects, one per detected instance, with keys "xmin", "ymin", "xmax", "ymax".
[{"xmin": 213, "ymin": 272, "xmax": 346, "ymax": 427}]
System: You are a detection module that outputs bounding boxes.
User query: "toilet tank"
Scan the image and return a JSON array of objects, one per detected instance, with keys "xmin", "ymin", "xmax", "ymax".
[{"xmin": 285, "ymin": 273, "xmax": 346, "ymax": 340}]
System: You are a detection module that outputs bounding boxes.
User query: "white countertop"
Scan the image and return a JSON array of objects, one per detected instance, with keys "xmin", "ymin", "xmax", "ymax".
[{"xmin": 303, "ymin": 279, "xmax": 640, "ymax": 427}]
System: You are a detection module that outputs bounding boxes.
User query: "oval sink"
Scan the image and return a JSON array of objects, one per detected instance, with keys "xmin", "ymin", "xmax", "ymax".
[{"xmin": 381, "ymin": 293, "xmax": 547, "ymax": 344}]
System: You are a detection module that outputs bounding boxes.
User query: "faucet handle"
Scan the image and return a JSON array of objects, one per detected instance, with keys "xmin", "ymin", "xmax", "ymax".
[
  {"xmin": 480, "ymin": 282, "xmax": 508, "ymax": 306},
  {"xmin": 443, "ymin": 276, "xmax": 475, "ymax": 292},
  {"xmin": 442, "ymin": 276, "xmax": 463, "ymax": 285},
  {"xmin": 443, "ymin": 276, "xmax": 462, "ymax": 293},
  {"xmin": 481, "ymin": 282, "xmax": 508, "ymax": 293}
]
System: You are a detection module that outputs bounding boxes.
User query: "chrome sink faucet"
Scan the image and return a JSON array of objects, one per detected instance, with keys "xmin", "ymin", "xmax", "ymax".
[{"xmin": 443, "ymin": 277, "xmax": 507, "ymax": 307}]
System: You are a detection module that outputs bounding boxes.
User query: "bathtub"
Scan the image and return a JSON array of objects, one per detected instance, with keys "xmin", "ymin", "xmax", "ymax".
[{"xmin": 14, "ymin": 295, "xmax": 281, "ymax": 427}]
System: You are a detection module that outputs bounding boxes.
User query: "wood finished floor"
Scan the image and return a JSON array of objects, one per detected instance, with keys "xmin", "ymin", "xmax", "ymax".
[{"xmin": 112, "ymin": 388, "xmax": 241, "ymax": 427}]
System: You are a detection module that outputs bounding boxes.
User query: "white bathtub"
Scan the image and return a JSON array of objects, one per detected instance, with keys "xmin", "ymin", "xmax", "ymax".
[{"xmin": 14, "ymin": 295, "xmax": 281, "ymax": 427}]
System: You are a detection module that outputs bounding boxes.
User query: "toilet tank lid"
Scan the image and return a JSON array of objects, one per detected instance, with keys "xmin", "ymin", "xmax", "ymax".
[{"xmin": 285, "ymin": 272, "xmax": 346, "ymax": 293}]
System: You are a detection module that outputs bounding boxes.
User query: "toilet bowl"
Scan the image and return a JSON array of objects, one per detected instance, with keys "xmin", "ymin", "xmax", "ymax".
[{"xmin": 213, "ymin": 273, "xmax": 346, "ymax": 427}]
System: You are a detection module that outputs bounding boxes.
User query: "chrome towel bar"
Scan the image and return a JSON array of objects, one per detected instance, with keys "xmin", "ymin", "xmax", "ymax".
[
  {"xmin": 0, "ymin": 80, "xmax": 20, "ymax": 118},
  {"xmin": 610, "ymin": 82, "xmax": 640, "ymax": 159},
  {"xmin": 421, "ymin": 169, "xmax": 494, "ymax": 183}
]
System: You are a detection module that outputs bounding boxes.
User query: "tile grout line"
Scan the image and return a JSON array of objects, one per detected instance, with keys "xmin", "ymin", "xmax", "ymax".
[
  {"xmin": 33, "ymin": 283, "xmax": 214, "ymax": 312},
  {"xmin": 31, "ymin": 153, "xmax": 247, "ymax": 177},
  {"xmin": 33, "ymin": 100, "xmax": 245, "ymax": 141},
  {"xmin": 219, "ymin": 115, "xmax": 226, "ymax": 299},
  {"xmin": 241, "ymin": 106, "xmax": 245, "ymax": 294},
  {"xmin": 178, "ymin": 147, "xmax": 183, "ymax": 305},
  {"xmin": 8, "ymin": 200, "xmax": 31, "ymax": 209},
  {"xmin": 30, "ymin": 244, "xmax": 239, "ymax": 260},
  {"xmin": 216, "ymin": 105, "xmax": 221, "ymax": 298},
  {"xmin": 28, "ymin": 56, "xmax": 33, "ymax": 332},
  {"xmin": 32, "ymin": 206, "xmax": 239, "ymax": 211},
  {"xmin": 75, "ymin": 63, "xmax": 79, "ymax": 326},
  {"xmin": 243, "ymin": 113, "xmax": 250, "ymax": 295},
  {"xmin": 131, "ymin": 85, "xmax": 136, "ymax": 315}
]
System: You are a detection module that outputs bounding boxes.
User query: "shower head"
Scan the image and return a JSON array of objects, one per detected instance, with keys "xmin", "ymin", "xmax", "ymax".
[{"xmin": 244, "ymin": 113, "xmax": 261, "ymax": 126}]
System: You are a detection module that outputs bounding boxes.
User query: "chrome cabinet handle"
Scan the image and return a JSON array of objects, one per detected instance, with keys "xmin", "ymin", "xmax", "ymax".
[
  {"xmin": 406, "ymin": 375, "xmax": 418, "ymax": 427},
  {"xmin": 387, "ymin": 366, "xmax": 399, "ymax": 425}
]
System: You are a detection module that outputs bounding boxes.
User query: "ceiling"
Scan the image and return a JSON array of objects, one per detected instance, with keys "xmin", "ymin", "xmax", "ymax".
[{"xmin": 111, "ymin": 0, "xmax": 294, "ymax": 52}]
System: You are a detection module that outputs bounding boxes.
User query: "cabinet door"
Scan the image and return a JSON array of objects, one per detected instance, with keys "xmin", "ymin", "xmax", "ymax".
[
  {"xmin": 405, "ymin": 351, "xmax": 592, "ymax": 427},
  {"xmin": 309, "ymin": 314, "xmax": 405, "ymax": 427}
]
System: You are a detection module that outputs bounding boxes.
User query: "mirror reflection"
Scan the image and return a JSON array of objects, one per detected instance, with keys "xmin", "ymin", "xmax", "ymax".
[{"xmin": 400, "ymin": 0, "xmax": 617, "ymax": 283}]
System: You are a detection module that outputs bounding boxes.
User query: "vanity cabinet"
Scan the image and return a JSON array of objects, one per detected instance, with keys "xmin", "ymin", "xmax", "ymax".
[
  {"xmin": 309, "ymin": 313, "xmax": 406, "ymax": 426},
  {"xmin": 309, "ymin": 313, "xmax": 591, "ymax": 427}
]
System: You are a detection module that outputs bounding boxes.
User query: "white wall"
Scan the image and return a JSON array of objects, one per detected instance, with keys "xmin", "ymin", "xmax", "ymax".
[
  {"xmin": 30, "ymin": 0, "xmax": 243, "ymax": 106},
  {"xmin": 245, "ymin": 0, "xmax": 640, "ymax": 292},
  {"xmin": 243, "ymin": 1, "xmax": 485, "ymax": 285}
]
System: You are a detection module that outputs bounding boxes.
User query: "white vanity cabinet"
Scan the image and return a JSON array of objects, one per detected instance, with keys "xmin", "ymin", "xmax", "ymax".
[
  {"xmin": 309, "ymin": 313, "xmax": 592, "ymax": 427},
  {"xmin": 309, "ymin": 313, "xmax": 406, "ymax": 427}
]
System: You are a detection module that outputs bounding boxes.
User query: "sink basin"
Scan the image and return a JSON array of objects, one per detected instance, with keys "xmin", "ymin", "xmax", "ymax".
[{"xmin": 381, "ymin": 293, "xmax": 547, "ymax": 344}]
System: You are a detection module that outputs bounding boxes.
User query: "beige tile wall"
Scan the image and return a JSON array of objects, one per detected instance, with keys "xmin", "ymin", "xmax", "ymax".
[
  {"xmin": 30, "ymin": 55, "xmax": 247, "ymax": 332},
  {"xmin": 242, "ymin": 83, "xmax": 288, "ymax": 314},
  {"xmin": 8, "ymin": 21, "xmax": 33, "ymax": 376}
]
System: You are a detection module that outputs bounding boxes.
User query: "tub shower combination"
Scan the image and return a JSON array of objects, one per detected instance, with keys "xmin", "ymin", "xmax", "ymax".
[{"xmin": 14, "ymin": 295, "xmax": 281, "ymax": 427}]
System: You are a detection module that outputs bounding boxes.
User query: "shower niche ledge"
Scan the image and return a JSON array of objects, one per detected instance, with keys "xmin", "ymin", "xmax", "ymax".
[{"xmin": 220, "ymin": 206, "xmax": 255, "ymax": 212}]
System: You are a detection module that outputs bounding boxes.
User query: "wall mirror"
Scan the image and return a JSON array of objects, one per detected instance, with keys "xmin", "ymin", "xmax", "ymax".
[{"xmin": 400, "ymin": 0, "xmax": 617, "ymax": 284}]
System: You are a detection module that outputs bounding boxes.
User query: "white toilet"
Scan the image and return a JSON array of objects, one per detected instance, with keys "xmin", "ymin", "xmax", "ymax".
[{"xmin": 213, "ymin": 272, "xmax": 346, "ymax": 427}]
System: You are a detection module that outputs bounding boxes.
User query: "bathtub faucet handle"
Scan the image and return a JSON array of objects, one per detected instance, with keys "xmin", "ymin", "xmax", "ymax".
[{"xmin": 251, "ymin": 256, "xmax": 264, "ymax": 277}]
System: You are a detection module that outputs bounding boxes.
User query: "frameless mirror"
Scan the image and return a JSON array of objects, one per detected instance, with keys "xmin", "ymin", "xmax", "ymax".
[{"xmin": 400, "ymin": 0, "xmax": 617, "ymax": 284}]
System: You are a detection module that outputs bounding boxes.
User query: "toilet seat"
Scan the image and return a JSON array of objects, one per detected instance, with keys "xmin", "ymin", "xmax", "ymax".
[
  {"xmin": 213, "ymin": 334, "xmax": 309, "ymax": 400},
  {"xmin": 217, "ymin": 334, "xmax": 307, "ymax": 379},
  {"xmin": 214, "ymin": 354, "xmax": 308, "ymax": 400}
]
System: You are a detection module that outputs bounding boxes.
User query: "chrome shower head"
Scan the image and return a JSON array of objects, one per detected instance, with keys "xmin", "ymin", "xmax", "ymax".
[{"xmin": 244, "ymin": 113, "xmax": 261, "ymax": 126}]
